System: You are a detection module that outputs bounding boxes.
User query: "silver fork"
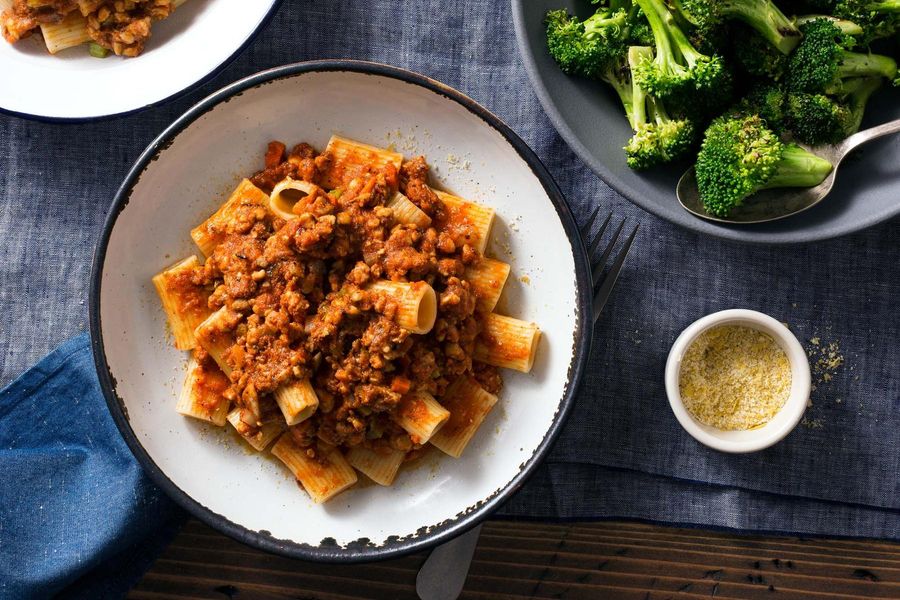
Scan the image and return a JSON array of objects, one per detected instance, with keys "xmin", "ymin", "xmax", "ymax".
[{"xmin": 415, "ymin": 207, "xmax": 638, "ymax": 600}]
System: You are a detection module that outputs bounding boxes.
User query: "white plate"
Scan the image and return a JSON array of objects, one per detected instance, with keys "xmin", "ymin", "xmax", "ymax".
[
  {"xmin": 90, "ymin": 61, "xmax": 592, "ymax": 561},
  {"xmin": 0, "ymin": 0, "xmax": 281, "ymax": 121}
]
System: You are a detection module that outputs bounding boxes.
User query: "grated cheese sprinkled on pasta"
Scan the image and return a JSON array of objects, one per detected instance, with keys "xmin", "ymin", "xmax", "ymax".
[{"xmin": 679, "ymin": 325, "xmax": 792, "ymax": 430}]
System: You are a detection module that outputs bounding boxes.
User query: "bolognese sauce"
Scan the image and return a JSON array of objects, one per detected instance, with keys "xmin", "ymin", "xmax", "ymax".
[{"xmin": 178, "ymin": 141, "xmax": 503, "ymax": 460}]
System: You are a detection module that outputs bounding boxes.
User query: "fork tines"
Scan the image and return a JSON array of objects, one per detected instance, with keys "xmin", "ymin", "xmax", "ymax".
[{"xmin": 580, "ymin": 208, "xmax": 638, "ymax": 321}]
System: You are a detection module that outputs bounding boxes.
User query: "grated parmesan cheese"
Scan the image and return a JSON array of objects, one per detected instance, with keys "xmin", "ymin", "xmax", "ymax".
[{"xmin": 679, "ymin": 325, "xmax": 792, "ymax": 430}]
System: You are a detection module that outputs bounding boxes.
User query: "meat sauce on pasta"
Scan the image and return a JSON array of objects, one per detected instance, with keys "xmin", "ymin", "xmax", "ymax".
[{"xmin": 154, "ymin": 136, "xmax": 541, "ymax": 502}]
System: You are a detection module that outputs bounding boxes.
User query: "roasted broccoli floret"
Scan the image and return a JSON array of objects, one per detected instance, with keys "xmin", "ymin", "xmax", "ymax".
[
  {"xmin": 544, "ymin": 7, "xmax": 630, "ymax": 78},
  {"xmin": 735, "ymin": 83, "xmax": 789, "ymax": 132},
  {"xmin": 788, "ymin": 18, "xmax": 898, "ymax": 94},
  {"xmin": 835, "ymin": 0, "xmax": 900, "ymax": 41},
  {"xmin": 695, "ymin": 115, "xmax": 833, "ymax": 216},
  {"xmin": 733, "ymin": 26, "xmax": 789, "ymax": 80},
  {"xmin": 674, "ymin": 0, "xmax": 802, "ymax": 54},
  {"xmin": 622, "ymin": 46, "xmax": 696, "ymax": 169},
  {"xmin": 787, "ymin": 76, "xmax": 884, "ymax": 144},
  {"xmin": 631, "ymin": 0, "xmax": 731, "ymax": 103}
]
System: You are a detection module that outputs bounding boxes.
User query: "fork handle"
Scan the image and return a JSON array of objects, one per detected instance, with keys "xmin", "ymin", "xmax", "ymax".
[{"xmin": 841, "ymin": 118, "xmax": 900, "ymax": 154}]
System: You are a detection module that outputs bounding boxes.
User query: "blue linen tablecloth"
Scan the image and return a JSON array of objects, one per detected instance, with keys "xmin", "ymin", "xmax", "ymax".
[{"xmin": 1, "ymin": 0, "xmax": 899, "ymax": 596}]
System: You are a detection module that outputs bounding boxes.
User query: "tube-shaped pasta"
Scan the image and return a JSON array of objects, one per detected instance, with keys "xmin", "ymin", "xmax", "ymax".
[
  {"xmin": 394, "ymin": 391, "xmax": 450, "ymax": 444},
  {"xmin": 40, "ymin": 11, "xmax": 90, "ymax": 54},
  {"xmin": 191, "ymin": 179, "xmax": 270, "ymax": 256},
  {"xmin": 432, "ymin": 190, "xmax": 495, "ymax": 254},
  {"xmin": 176, "ymin": 355, "xmax": 231, "ymax": 426},
  {"xmin": 193, "ymin": 306, "xmax": 240, "ymax": 376},
  {"xmin": 271, "ymin": 435, "xmax": 358, "ymax": 503},
  {"xmin": 273, "ymin": 379, "xmax": 319, "ymax": 426},
  {"xmin": 345, "ymin": 446, "xmax": 406, "ymax": 486},
  {"xmin": 368, "ymin": 280, "xmax": 437, "ymax": 334},
  {"xmin": 152, "ymin": 255, "xmax": 212, "ymax": 350},
  {"xmin": 474, "ymin": 313, "xmax": 541, "ymax": 373},
  {"xmin": 226, "ymin": 407, "xmax": 283, "ymax": 451},
  {"xmin": 321, "ymin": 135, "xmax": 404, "ymax": 190},
  {"xmin": 387, "ymin": 192, "xmax": 431, "ymax": 228},
  {"xmin": 269, "ymin": 178, "xmax": 319, "ymax": 220},
  {"xmin": 430, "ymin": 377, "xmax": 498, "ymax": 458},
  {"xmin": 465, "ymin": 258, "xmax": 511, "ymax": 314}
]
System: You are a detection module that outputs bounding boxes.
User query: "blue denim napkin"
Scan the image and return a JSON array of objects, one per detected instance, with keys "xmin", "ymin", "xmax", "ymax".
[{"xmin": 0, "ymin": 334, "xmax": 183, "ymax": 599}]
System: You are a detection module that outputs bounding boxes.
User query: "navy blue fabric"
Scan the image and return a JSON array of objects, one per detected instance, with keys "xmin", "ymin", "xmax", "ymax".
[
  {"xmin": 0, "ymin": 334, "xmax": 183, "ymax": 599},
  {"xmin": 0, "ymin": 0, "xmax": 899, "ymax": 596}
]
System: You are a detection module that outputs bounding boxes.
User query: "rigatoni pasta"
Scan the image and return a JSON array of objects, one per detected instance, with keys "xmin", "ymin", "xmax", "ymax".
[
  {"xmin": 176, "ymin": 354, "xmax": 231, "ymax": 426},
  {"xmin": 368, "ymin": 280, "xmax": 437, "ymax": 334},
  {"xmin": 155, "ymin": 135, "xmax": 541, "ymax": 502},
  {"xmin": 273, "ymin": 379, "xmax": 319, "ymax": 426},
  {"xmin": 387, "ymin": 192, "xmax": 432, "ymax": 228},
  {"xmin": 474, "ymin": 313, "xmax": 542, "ymax": 373},
  {"xmin": 394, "ymin": 391, "xmax": 450, "ymax": 444},
  {"xmin": 430, "ymin": 377, "xmax": 499, "ymax": 458},
  {"xmin": 320, "ymin": 135, "xmax": 403, "ymax": 190},
  {"xmin": 227, "ymin": 407, "xmax": 283, "ymax": 451},
  {"xmin": 433, "ymin": 190, "xmax": 495, "ymax": 254},
  {"xmin": 1, "ymin": 0, "xmax": 188, "ymax": 57},
  {"xmin": 40, "ymin": 11, "xmax": 90, "ymax": 54},
  {"xmin": 190, "ymin": 178, "xmax": 271, "ymax": 256},
  {"xmin": 152, "ymin": 255, "xmax": 212, "ymax": 350},
  {"xmin": 193, "ymin": 307, "xmax": 238, "ymax": 376},
  {"xmin": 465, "ymin": 258, "xmax": 511, "ymax": 313},
  {"xmin": 345, "ymin": 445, "xmax": 406, "ymax": 486},
  {"xmin": 271, "ymin": 435, "xmax": 358, "ymax": 503}
]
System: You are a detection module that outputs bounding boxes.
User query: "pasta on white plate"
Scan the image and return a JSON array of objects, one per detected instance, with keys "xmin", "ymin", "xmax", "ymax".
[
  {"xmin": 1, "ymin": 0, "xmax": 190, "ymax": 57},
  {"xmin": 153, "ymin": 134, "xmax": 541, "ymax": 502}
]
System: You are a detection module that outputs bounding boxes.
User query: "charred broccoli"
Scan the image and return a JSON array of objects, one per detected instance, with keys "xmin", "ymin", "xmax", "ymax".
[
  {"xmin": 788, "ymin": 18, "xmax": 897, "ymax": 94},
  {"xmin": 631, "ymin": 0, "xmax": 731, "ymax": 104},
  {"xmin": 695, "ymin": 115, "xmax": 833, "ymax": 216}
]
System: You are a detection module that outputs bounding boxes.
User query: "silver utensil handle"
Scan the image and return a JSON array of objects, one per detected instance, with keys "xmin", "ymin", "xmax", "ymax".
[
  {"xmin": 416, "ymin": 525, "xmax": 483, "ymax": 600},
  {"xmin": 842, "ymin": 118, "xmax": 900, "ymax": 154}
]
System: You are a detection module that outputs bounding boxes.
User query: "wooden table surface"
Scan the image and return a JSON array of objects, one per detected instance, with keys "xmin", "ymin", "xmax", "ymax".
[{"xmin": 130, "ymin": 519, "xmax": 900, "ymax": 599}]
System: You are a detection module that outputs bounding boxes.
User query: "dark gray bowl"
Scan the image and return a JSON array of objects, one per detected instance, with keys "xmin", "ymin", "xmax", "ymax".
[{"xmin": 512, "ymin": 0, "xmax": 900, "ymax": 244}]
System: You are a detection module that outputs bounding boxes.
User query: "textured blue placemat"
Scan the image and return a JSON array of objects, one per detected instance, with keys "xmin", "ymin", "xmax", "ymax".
[{"xmin": 1, "ymin": 0, "xmax": 898, "ymax": 577}]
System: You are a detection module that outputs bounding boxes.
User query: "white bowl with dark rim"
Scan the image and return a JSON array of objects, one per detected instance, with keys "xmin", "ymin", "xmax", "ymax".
[
  {"xmin": 0, "ymin": 0, "xmax": 281, "ymax": 122},
  {"xmin": 89, "ymin": 61, "xmax": 593, "ymax": 561}
]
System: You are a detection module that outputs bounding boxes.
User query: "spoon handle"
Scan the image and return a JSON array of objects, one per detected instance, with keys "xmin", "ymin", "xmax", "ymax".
[
  {"xmin": 841, "ymin": 118, "xmax": 900, "ymax": 154},
  {"xmin": 416, "ymin": 525, "xmax": 482, "ymax": 600}
]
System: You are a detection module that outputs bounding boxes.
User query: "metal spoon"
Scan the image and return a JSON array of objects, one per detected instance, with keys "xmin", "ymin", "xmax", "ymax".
[
  {"xmin": 416, "ymin": 525, "xmax": 482, "ymax": 600},
  {"xmin": 677, "ymin": 118, "xmax": 900, "ymax": 224}
]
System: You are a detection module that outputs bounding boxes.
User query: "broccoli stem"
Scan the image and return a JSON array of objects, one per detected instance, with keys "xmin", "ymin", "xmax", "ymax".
[
  {"xmin": 762, "ymin": 145, "xmax": 833, "ymax": 189},
  {"xmin": 867, "ymin": 1, "xmax": 900, "ymax": 10},
  {"xmin": 604, "ymin": 65, "xmax": 637, "ymax": 128},
  {"xmin": 664, "ymin": 12, "xmax": 706, "ymax": 67},
  {"xmin": 794, "ymin": 15, "xmax": 864, "ymax": 36},
  {"xmin": 835, "ymin": 51, "xmax": 898, "ymax": 82},
  {"xmin": 647, "ymin": 96, "xmax": 670, "ymax": 127},
  {"xmin": 722, "ymin": 1, "xmax": 802, "ymax": 54},
  {"xmin": 844, "ymin": 77, "xmax": 883, "ymax": 135},
  {"xmin": 628, "ymin": 47, "xmax": 653, "ymax": 130},
  {"xmin": 635, "ymin": 0, "xmax": 680, "ymax": 71}
]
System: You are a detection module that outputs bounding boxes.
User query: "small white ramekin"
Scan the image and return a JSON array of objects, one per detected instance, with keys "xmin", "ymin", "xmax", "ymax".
[{"xmin": 664, "ymin": 309, "xmax": 811, "ymax": 453}]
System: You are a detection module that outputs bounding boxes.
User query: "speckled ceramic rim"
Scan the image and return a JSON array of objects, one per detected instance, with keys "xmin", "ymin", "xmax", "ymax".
[
  {"xmin": 664, "ymin": 309, "xmax": 811, "ymax": 453},
  {"xmin": 89, "ymin": 60, "xmax": 593, "ymax": 562},
  {"xmin": 0, "ymin": 0, "xmax": 284, "ymax": 123}
]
